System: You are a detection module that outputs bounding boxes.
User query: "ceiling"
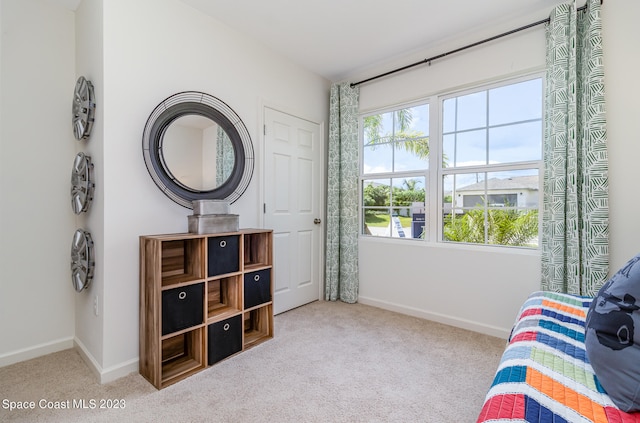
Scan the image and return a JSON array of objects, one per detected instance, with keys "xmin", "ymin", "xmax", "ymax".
[
  {"xmin": 181, "ymin": 0, "xmax": 575, "ymax": 82},
  {"xmin": 51, "ymin": 0, "xmax": 577, "ymax": 82}
]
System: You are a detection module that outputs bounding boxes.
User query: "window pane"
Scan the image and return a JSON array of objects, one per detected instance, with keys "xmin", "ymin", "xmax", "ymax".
[
  {"xmin": 442, "ymin": 174, "xmax": 455, "ymax": 214},
  {"xmin": 449, "ymin": 172, "xmax": 486, "ymax": 211},
  {"xmin": 442, "ymin": 134, "xmax": 455, "ymax": 169},
  {"xmin": 363, "ymin": 104, "xmax": 430, "ymax": 175},
  {"xmin": 485, "ymin": 169, "xmax": 539, "ymax": 208},
  {"xmin": 363, "ymin": 113, "xmax": 391, "ymax": 145},
  {"xmin": 390, "ymin": 208, "xmax": 412, "ymax": 238},
  {"xmin": 363, "ymin": 143, "xmax": 392, "ymax": 174},
  {"xmin": 391, "ymin": 177, "xmax": 425, "ymax": 207},
  {"xmin": 411, "ymin": 104, "xmax": 429, "ymax": 133},
  {"xmin": 454, "ymin": 129, "xmax": 487, "ymax": 167},
  {"xmin": 486, "ymin": 209, "xmax": 539, "ymax": 247},
  {"xmin": 394, "ymin": 140, "xmax": 429, "ymax": 171},
  {"xmin": 393, "ymin": 178, "xmax": 426, "ymax": 239},
  {"xmin": 489, "ymin": 78, "xmax": 542, "ymax": 126},
  {"xmin": 442, "ymin": 210, "xmax": 486, "ymax": 245},
  {"xmin": 442, "ymin": 168, "xmax": 540, "ymax": 247},
  {"xmin": 410, "ymin": 203, "xmax": 426, "ymax": 239},
  {"xmin": 395, "ymin": 104, "xmax": 429, "ymax": 135},
  {"xmin": 394, "ymin": 109, "xmax": 412, "ymax": 134},
  {"xmin": 363, "ymin": 208, "xmax": 390, "ymax": 236},
  {"xmin": 443, "ymin": 98, "xmax": 456, "ymax": 133},
  {"xmin": 363, "ymin": 179, "xmax": 390, "ymax": 207},
  {"xmin": 443, "ymin": 172, "xmax": 488, "ymax": 245},
  {"xmin": 455, "ymin": 91, "xmax": 486, "ymax": 131},
  {"xmin": 488, "ymin": 121, "xmax": 542, "ymax": 163}
]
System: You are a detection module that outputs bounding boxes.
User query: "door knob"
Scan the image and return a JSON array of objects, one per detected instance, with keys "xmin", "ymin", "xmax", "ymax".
[{"xmin": 314, "ymin": 218, "xmax": 321, "ymax": 225}]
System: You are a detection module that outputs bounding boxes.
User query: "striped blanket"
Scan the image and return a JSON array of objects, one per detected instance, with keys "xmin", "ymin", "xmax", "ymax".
[{"xmin": 477, "ymin": 291, "xmax": 640, "ymax": 423}]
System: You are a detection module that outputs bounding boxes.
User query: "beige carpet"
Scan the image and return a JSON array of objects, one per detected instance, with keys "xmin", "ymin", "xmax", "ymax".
[{"xmin": 0, "ymin": 301, "xmax": 505, "ymax": 422}]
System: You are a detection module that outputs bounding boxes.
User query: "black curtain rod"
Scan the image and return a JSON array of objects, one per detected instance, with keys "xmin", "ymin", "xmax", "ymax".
[{"xmin": 350, "ymin": 2, "xmax": 596, "ymax": 88}]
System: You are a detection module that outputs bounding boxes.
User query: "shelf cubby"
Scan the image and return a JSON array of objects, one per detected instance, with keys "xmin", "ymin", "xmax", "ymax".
[
  {"xmin": 161, "ymin": 327, "xmax": 206, "ymax": 387},
  {"xmin": 207, "ymin": 275, "xmax": 242, "ymax": 322},
  {"xmin": 160, "ymin": 238, "xmax": 204, "ymax": 287},
  {"xmin": 243, "ymin": 231, "xmax": 272, "ymax": 271},
  {"xmin": 243, "ymin": 304, "xmax": 273, "ymax": 349}
]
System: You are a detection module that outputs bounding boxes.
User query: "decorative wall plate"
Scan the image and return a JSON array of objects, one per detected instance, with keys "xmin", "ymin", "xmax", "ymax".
[
  {"xmin": 71, "ymin": 152, "xmax": 95, "ymax": 214},
  {"xmin": 71, "ymin": 229, "xmax": 95, "ymax": 292},
  {"xmin": 72, "ymin": 76, "xmax": 96, "ymax": 140}
]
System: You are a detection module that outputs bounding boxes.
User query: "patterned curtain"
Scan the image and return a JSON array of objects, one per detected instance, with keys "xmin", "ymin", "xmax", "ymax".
[
  {"xmin": 216, "ymin": 126, "xmax": 234, "ymax": 186},
  {"xmin": 541, "ymin": 0, "xmax": 608, "ymax": 295},
  {"xmin": 325, "ymin": 83, "xmax": 360, "ymax": 303}
]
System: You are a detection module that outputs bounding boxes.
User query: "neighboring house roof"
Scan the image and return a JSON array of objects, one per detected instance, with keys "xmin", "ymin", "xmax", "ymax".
[{"xmin": 456, "ymin": 175, "xmax": 539, "ymax": 192}]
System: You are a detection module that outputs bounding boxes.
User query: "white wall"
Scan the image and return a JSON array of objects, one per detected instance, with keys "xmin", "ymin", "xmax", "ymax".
[
  {"xmin": 354, "ymin": 1, "xmax": 640, "ymax": 338},
  {"xmin": 74, "ymin": 0, "xmax": 105, "ymax": 374},
  {"xmin": 602, "ymin": 0, "xmax": 640, "ymax": 273},
  {"xmin": 93, "ymin": 0, "xmax": 330, "ymax": 378},
  {"xmin": 0, "ymin": 0, "xmax": 329, "ymax": 379},
  {"xmin": 0, "ymin": 0, "xmax": 77, "ymax": 365},
  {"xmin": 355, "ymin": 27, "xmax": 545, "ymax": 338}
]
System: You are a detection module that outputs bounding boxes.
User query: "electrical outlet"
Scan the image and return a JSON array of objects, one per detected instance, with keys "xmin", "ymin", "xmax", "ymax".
[{"xmin": 94, "ymin": 295, "xmax": 99, "ymax": 316}]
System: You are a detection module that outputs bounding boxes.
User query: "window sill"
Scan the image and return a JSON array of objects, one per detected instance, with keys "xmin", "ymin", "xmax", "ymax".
[{"xmin": 358, "ymin": 234, "xmax": 541, "ymax": 257}]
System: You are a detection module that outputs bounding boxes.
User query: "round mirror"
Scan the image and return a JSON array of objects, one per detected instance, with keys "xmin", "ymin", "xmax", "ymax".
[
  {"xmin": 142, "ymin": 91, "xmax": 254, "ymax": 208},
  {"xmin": 162, "ymin": 115, "xmax": 235, "ymax": 191}
]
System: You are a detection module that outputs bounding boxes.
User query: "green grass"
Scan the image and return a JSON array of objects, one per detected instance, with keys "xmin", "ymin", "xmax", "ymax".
[{"xmin": 364, "ymin": 214, "xmax": 412, "ymax": 228}]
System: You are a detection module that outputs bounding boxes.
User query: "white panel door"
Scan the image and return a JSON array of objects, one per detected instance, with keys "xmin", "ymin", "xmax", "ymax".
[{"xmin": 264, "ymin": 108, "xmax": 322, "ymax": 314}]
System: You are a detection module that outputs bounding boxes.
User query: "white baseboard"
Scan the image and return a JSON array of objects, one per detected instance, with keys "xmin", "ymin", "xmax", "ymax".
[
  {"xmin": 0, "ymin": 337, "xmax": 138, "ymax": 384},
  {"xmin": 73, "ymin": 337, "xmax": 139, "ymax": 384},
  {"xmin": 358, "ymin": 296, "xmax": 510, "ymax": 339},
  {"xmin": 100, "ymin": 358, "xmax": 139, "ymax": 384},
  {"xmin": 73, "ymin": 337, "xmax": 101, "ymax": 381},
  {"xmin": 0, "ymin": 337, "xmax": 74, "ymax": 368}
]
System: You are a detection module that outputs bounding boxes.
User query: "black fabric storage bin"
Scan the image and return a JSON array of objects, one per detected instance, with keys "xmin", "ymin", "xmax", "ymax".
[
  {"xmin": 207, "ymin": 235, "xmax": 240, "ymax": 277},
  {"xmin": 208, "ymin": 314, "xmax": 242, "ymax": 365},
  {"xmin": 162, "ymin": 283, "xmax": 204, "ymax": 335},
  {"xmin": 244, "ymin": 269, "xmax": 271, "ymax": 309}
]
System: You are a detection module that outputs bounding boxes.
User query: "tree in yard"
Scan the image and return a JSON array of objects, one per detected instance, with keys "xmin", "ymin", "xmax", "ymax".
[
  {"xmin": 393, "ymin": 181, "xmax": 425, "ymax": 207},
  {"xmin": 443, "ymin": 206, "xmax": 539, "ymax": 247},
  {"xmin": 363, "ymin": 182, "xmax": 390, "ymax": 207},
  {"xmin": 403, "ymin": 179, "xmax": 419, "ymax": 191},
  {"xmin": 364, "ymin": 109, "xmax": 430, "ymax": 160}
]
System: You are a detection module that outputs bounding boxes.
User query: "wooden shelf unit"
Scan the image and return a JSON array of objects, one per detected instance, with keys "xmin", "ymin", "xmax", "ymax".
[{"xmin": 140, "ymin": 229, "xmax": 273, "ymax": 389}]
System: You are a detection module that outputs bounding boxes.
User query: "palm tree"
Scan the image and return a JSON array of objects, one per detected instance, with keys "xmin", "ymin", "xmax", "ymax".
[
  {"xmin": 364, "ymin": 114, "xmax": 383, "ymax": 144},
  {"xmin": 402, "ymin": 179, "xmax": 420, "ymax": 191},
  {"xmin": 364, "ymin": 109, "xmax": 430, "ymax": 160}
]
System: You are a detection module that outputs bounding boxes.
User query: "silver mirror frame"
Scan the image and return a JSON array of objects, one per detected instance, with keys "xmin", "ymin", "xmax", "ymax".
[{"xmin": 142, "ymin": 91, "xmax": 254, "ymax": 208}]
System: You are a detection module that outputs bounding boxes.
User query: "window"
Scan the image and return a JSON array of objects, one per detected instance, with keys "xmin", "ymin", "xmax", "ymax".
[
  {"xmin": 361, "ymin": 104, "xmax": 429, "ymax": 238},
  {"xmin": 360, "ymin": 75, "xmax": 542, "ymax": 248}
]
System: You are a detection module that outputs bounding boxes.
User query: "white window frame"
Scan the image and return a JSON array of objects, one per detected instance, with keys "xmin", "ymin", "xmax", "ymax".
[{"xmin": 359, "ymin": 72, "xmax": 544, "ymax": 249}]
